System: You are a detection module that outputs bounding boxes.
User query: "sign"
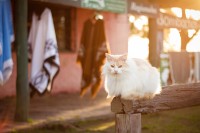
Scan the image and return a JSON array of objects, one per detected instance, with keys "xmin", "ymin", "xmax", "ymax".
[
  {"xmin": 157, "ymin": 13, "xmax": 200, "ymax": 29},
  {"xmin": 39, "ymin": 0, "xmax": 126, "ymax": 13},
  {"xmin": 128, "ymin": 0, "xmax": 159, "ymax": 18},
  {"xmin": 41, "ymin": 0, "xmax": 81, "ymax": 7},
  {"xmin": 81, "ymin": 0, "xmax": 127, "ymax": 13}
]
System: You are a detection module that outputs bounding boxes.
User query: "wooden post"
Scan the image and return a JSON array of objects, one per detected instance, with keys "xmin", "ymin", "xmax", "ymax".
[
  {"xmin": 111, "ymin": 83, "xmax": 200, "ymax": 133},
  {"xmin": 115, "ymin": 113, "xmax": 141, "ymax": 133},
  {"xmin": 14, "ymin": 0, "xmax": 29, "ymax": 122},
  {"xmin": 148, "ymin": 18, "xmax": 163, "ymax": 68},
  {"xmin": 180, "ymin": 9, "xmax": 189, "ymax": 50}
]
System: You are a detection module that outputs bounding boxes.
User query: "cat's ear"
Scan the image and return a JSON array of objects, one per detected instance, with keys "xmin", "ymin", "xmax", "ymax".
[
  {"xmin": 120, "ymin": 54, "xmax": 128, "ymax": 62},
  {"xmin": 105, "ymin": 53, "xmax": 113, "ymax": 62}
]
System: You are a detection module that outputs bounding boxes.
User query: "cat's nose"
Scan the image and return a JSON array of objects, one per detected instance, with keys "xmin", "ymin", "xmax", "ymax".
[{"xmin": 114, "ymin": 70, "xmax": 118, "ymax": 74}]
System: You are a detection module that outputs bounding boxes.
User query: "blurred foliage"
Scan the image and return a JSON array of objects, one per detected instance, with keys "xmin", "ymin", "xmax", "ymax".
[{"xmin": 129, "ymin": 15, "xmax": 149, "ymax": 38}]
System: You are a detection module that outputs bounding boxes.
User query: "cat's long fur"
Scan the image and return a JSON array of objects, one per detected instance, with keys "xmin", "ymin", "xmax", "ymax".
[{"xmin": 102, "ymin": 53, "xmax": 161, "ymax": 100}]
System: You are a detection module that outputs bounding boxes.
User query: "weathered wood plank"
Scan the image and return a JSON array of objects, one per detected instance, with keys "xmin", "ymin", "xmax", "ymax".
[
  {"xmin": 111, "ymin": 83, "xmax": 200, "ymax": 114},
  {"xmin": 115, "ymin": 113, "xmax": 141, "ymax": 133}
]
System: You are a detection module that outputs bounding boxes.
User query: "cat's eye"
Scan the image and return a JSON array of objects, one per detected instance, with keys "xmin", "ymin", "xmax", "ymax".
[
  {"xmin": 111, "ymin": 65, "xmax": 115, "ymax": 68},
  {"xmin": 118, "ymin": 65, "xmax": 122, "ymax": 68}
]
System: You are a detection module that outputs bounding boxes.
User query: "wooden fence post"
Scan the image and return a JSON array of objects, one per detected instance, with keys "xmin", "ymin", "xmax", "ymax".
[
  {"xmin": 115, "ymin": 113, "xmax": 141, "ymax": 133},
  {"xmin": 14, "ymin": 0, "xmax": 29, "ymax": 122},
  {"xmin": 111, "ymin": 83, "xmax": 200, "ymax": 133}
]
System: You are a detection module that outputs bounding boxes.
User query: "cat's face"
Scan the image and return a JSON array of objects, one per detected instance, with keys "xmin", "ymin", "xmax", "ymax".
[{"xmin": 105, "ymin": 53, "xmax": 127, "ymax": 75}]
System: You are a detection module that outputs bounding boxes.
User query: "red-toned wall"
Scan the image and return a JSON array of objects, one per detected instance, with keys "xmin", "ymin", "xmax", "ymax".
[
  {"xmin": 76, "ymin": 8, "xmax": 129, "ymax": 54},
  {"xmin": 0, "ymin": 8, "xmax": 129, "ymax": 99}
]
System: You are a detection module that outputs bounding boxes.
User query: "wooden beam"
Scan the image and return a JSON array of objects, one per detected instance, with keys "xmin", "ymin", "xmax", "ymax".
[
  {"xmin": 149, "ymin": 0, "xmax": 200, "ymax": 11},
  {"xmin": 115, "ymin": 113, "xmax": 141, "ymax": 133},
  {"xmin": 15, "ymin": 0, "xmax": 29, "ymax": 122},
  {"xmin": 111, "ymin": 83, "xmax": 200, "ymax": 114}
]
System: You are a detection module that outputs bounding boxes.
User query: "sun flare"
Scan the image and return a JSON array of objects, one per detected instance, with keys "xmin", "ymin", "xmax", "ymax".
[
  {"xmin": 128, "ymin": 8, "xmax": 200, "ymax": 59},
  {"xmin": 128, "ymin": 35, "xmax": 149, "ymax": 59}
]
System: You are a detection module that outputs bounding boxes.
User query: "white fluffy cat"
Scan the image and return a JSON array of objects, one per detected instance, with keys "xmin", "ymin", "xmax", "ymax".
[{"xmin": 102, "ymin": 53, "xmax": 161, "ymax": 100}]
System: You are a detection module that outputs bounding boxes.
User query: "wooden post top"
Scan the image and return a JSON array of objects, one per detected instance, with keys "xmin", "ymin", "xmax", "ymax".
[{"xmin": 111, "ymin": 83, "xmax": 200, "ymax": 114}]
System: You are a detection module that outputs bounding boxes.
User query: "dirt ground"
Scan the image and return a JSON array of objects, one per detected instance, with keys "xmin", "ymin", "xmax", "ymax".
[
  {"xmin": 15, "ymin": 105, "xmax": 200, "ymax": 133},
  {"xmin": 0, "ymin": 89, "xmax": 112, "ymax": 133},
  {"xmin": 1, "ymin": 89, "xmax": 200, "ymax": 133}
]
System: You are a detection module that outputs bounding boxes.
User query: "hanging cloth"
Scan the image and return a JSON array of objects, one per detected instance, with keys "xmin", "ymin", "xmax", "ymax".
[
  {"xmin": 0, "ymin": 0, "xmax": 14, "ymax": 85},
  {"xmin": 77, "ymin": 17, "xmax": 109, "ymax": 98},
  {"xmin": 28, "ymin": 8, "xmax": 60, "ymax": 96}
]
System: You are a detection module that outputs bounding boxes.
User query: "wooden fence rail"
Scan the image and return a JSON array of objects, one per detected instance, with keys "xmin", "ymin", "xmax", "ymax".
[{"xmin": 111, "ymin": 83, "xmax": 200, "ymax": 133}]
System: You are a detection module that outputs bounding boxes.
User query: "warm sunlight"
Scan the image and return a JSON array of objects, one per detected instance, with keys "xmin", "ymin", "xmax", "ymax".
[
  {"xmin": 129, "ymin": 15, "xmax": 135, "ymax": 23},
  {"xmin": 171, "ymin": 7, "xmax": 182, "ymax": 17},
  {"xmin": 171, "ymin": 8, "xmax": 200, "ymax": 52},
  {"xmin": 128, "ymin": 35, "xmax": 149, "ymax": 59},
  {"xmin": 163, "ymin": 28, "xmax": 181, "ymax": 52},
  {"xmin": 187, "ymin": 30, "xmax": 200, "ymax": 52},
  {"xmin": 128, "ymin": 8, "xmax": 200, "ymax": 59},
  {"xmin": 186, "ymin": 9, "xmax": 200, "ymax": 20},
  {"xmin": 128, "ymin": 15, "xmax": 149, "ymax": 59}
]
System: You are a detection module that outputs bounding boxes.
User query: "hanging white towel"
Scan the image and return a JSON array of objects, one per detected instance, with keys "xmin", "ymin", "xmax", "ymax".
[
  {"xmin": 0, "ymin": 0, "xmax": 14, "ymax": 85},
  {"xmin": 28, "ymin": 8, "xmax": 60, "ymax": 94}
]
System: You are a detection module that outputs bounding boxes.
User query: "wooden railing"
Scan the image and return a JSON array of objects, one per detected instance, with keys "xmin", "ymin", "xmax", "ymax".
[{"xmin": 111, "ymin": 83, "xmax": 200, "ymax": 133}]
